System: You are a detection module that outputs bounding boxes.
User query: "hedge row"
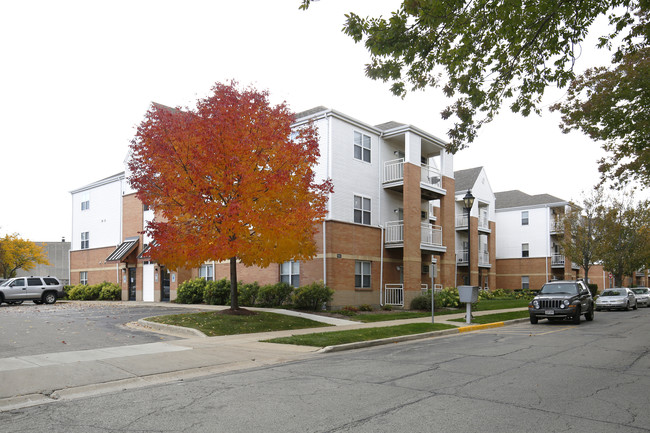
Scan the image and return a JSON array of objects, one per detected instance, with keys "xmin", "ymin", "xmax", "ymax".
[
  {"xmin": 410, "ymin": 287, "xmax": 538, "ymax": 310},
  {"xmin": 65, "ymin": 281, "xmax": 121, "ymax": 301},
  {"xmin": 176, "ymin": 278, "xmax": 334, "ymax": 310}
]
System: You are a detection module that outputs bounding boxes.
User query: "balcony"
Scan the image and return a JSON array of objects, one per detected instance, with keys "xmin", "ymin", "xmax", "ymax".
[
  {"xmin": 455, "ymin": 214, "xmax": 469, "ymax": 229},
  {"xmin": 550, "ymin": 219, "xmax": 564, "ymax": 234},
  {"xmin": 478, "ymin": 215, "xmax": 490, "ymax": 232},
  {"xmin": 457, "ymin": 251, "xmax": 491, "ymax": 267},
  {"xmin": 551, "ymin": 254, "xmax": 579, "ymax": 269},
  {"xmin": 383, "ymin": 159, "xmax": 445, "ymax": 199},
  {"xmin": 636, "ymin": 269, "xmax": 647, "ymax": 276},
  {"xmin": 384, "ymin": 221, "xmax": 445, "ymax": 252}
]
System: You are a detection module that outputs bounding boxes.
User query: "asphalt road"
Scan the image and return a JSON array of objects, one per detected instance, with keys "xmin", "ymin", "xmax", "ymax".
[
  {"xmin": 0, "ymin": 302, "xmax": 205, "ymax": 358},
  {"xmin": 2, "ymin": 305, "xmax": 649, "ymax": 432}
]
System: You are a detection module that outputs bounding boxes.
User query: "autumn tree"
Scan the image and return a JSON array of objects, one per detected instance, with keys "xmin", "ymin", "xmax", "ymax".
[
  {"xmin": 301, "ymin": 0, "xmax": 649, "ymax": 186},
  {"xmin": 0, "ymin": 234, "xmax": 50, "ymax": 279},
  {"xmin": 596, "ymin": 194, "xmax": 650, "ymax": 286},
  {"xmin": 128, "ymin": 82, "xmax": 333, "ymax": 311},
  {"xmin": 557, "ymin": 189, "xmax": 606, "ymax": 286}
]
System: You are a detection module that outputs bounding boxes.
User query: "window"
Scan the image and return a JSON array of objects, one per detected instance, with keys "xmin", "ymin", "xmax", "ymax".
[
  {"xmin": 81, "ymin": 232, "xmax": 89, "ymax": 250},
  {"xmin": 354, "ymin": 195, "xmax": 371, "ymax": 225},
  {"xmin": 81, "ymin": 192, "xmax": 90, "ymax": 211},
  {"xmin": 27, "ymin": 278, "xmax": 42, "ymax": 286},
  {"xmin": 199, "ymin": 264, "xmax": 214, "ymax": 281},
  {"xmin": 353, "ymin": 131, "xmax": 371, "ymax": 163},
  {"xmin": 281, "ymin": 260, "xmax": 300, "ymax": 288},
  {"xmin": 80, "ymin": 272, "xmax": 88, "ymax": 285},
  {"xmin": 522, "ymin": 243, "xmax": 529, "ymax": 258},
  {"xmin": 143, "ymin": 204, "xmax": 151, "ymax": 211},
  {"xmin": 522, "ymin": 276, "xmax": 530, "ymax": 290},
  {"xmin": 355, "ymin": 261, "xmax": 371, "ymax": 288},
  {"xmin": 521, "ymin": 211, "xmax": 529, "ymax": 225}
]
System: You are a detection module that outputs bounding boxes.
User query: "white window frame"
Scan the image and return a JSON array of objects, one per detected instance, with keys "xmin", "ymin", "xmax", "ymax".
[
  {"xmin": 354, "ymin": 195, "xmax": 371, "ymax": 225},
  {"xmin": 355, "ymin": 260, "xmax": 371, "ymax": 289},
  {"xmin": 81, "ymin": 232, "xmax": 89, "ymax": 250},
  {"xmin": 353, "ymin": 131, "xmax": 371, "ymax": 163},
  {"xmin": 522, "ymin": 243, "xmax": 529, "ymax": 258},
  {"xmin": 281, "ymin": 260, "xmax": 300, "ymax": 288},
  {"xmin": 522, "ymin": 276, "xmax": 530, "ymax": 290},
  {"xmin": 81, "ymin": 192, "xmax": 90, "ymax": 211},
  {"xmin": 199, "ymin": 264, "xmax": 214, "ymax": 281},
  {"xmin": 80, "ymin": 271, "xmax": 88, "ymax": 285},
  {"xmin": 521, "ymin": 211, "xmax": 529, "ymax": 225}
]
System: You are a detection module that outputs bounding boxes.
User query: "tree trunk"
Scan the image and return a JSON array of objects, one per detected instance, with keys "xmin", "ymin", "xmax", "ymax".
[{"xmin": 229, "ymin": 257, "xmax": 239, "ymax": 310}]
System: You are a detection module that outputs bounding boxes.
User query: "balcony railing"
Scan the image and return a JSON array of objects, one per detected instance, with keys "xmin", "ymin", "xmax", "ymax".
[
  {"xmin": 551, "ymin": 254, "xmax": 565, "ymax": 266},
  {"xmin": 478, "ymin": 215, "xmax": 490, "ymax": 230},
  {"xmin": 384, "ymin": 221, "xmax": 443, "ymax": 248},
  {"xmin": 456, "ymin": 215, "xmax": 469, "ymax": 228},
  {"xmin": 457, "ymin": 250, "xmax": 469, "ymax": 264},
  {"xmin": 383, "ymin": 159, "xmax": 442, "ymax": 189},
  {"xmin": 384, "ymin": 284, "xmax": 404, "ymax": 306},
  {"xmin": 479, "ymin": 251, "xmax": 490, "ymax": 266},
  {"xmin": 550, "ymin": 219, "xmax": 564, "ymax": 233}
]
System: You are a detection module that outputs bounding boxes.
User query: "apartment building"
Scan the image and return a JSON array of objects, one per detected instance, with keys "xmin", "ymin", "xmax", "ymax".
[
  {"xmin": 453, "ymin": 167, "xmax": 496, "ymax": 290},
  {"xmin": 69, "ymin": 172, "xmax": 191, "ymax": 302},
  {"xmin": 494, "ymin": 190, "xmax": 580, "ymax": 291}
]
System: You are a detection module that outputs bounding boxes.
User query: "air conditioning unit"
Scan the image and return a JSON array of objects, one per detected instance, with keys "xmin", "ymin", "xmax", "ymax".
[{"xmin": 421, "ymin": 210, "xmax": 427, "ymax": 220}]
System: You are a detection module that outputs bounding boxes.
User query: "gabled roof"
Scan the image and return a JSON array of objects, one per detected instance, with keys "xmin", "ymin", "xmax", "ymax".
[
  {"xmin": 294, "ymin": 106, "xmax": 329, "ymax": 120},
  {"xmin": 454, "ymin": 167, "xmax": 483, "ymax": 193},
  {"xmin": 495, "ymin": 190, "xmax": 568, "ymax": 210},
  {"xmin": 375, "ymin": 121, "xmax": 406, "ymax": 131},
  {"xmin": 70, "ymin": 172, "xmax": 125, "ymax": 194}
]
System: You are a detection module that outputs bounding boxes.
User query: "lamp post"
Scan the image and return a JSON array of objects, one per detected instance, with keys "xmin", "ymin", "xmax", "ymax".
[
  {"xmin": 463, "ymin": 190, "xmax": 475, "ymax": 285},
  {"xmin": 463, "ymin": 189, "xmax": 475, "ymax": 324}
]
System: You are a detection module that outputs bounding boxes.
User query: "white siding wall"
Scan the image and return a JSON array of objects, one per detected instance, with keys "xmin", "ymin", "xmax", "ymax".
[
  {"xmin": 495, "ymin": 207, "xmax": 550, "ymax": 258},
  {"xmin": 327, "ymin": 117, "xmax": 380, "ymax": 225},
  {"xmin": 71, "ymin": 179, "xmax": 123, "ymax": 251}
]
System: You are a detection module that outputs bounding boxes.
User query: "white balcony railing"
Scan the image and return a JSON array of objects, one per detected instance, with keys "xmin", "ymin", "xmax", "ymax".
[
  {"xmin": 479, "ymin": 251, "xmax": 490, "ymax": 266},
  {"xmin": 457, "ymin": 250, "xmax": 469, "ymax": 264},
  {"xmin": 383, "ymin": 159, "xmax": 442, "ymax": 190},
  {"xmin": 478, "ymin": 215, "xmax": 489, "ymax": 230},
  {"xmin": 456, "ymin": 215, "xmax": 469, "ymax": 228},
  {"xmin": 550, "ymin": 219, "xmax": 564, "ymax": 233},
  {"xmin": 384, "ymin": 284, "xmax": 404, "ymax": 306},
  {"xmin": 384, "ymin": 221, "xmax": 442, "ymax": 248},
  {"xmin": 551, "ymin": 254, "xmax": 565, "ymax": 266}
]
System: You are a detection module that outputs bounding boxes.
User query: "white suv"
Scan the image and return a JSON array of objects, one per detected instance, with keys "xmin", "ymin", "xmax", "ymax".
[{"xmin": 0, "ymin": 276, "xmax": 65, "ymax": 305}]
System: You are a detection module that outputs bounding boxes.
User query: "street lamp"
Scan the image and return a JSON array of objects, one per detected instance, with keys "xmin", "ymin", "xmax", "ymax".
[{"xmin": 463, "ymin": 190, "xmax": 475, "ymax": 285}]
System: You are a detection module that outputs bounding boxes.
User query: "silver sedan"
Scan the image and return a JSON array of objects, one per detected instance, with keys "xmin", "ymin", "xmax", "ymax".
[
  {"xmin": 632, "ymin": 287, "xmax": 650, "ymax": 307},
  {"xmin": 595, "ymin": 288, "xmax": 638, "ymax": 311}
]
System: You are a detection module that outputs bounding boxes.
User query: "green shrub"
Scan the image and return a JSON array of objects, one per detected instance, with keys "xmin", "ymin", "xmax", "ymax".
[
  {"xmin": 339, "ymin": 305, "xmax": 359, "ymax": 316},
  {"xmin": 359, "ymin": 304, "xmax": 373, "ymax": 312},
  {"xmin": 434, "ymin": 287, "xmax": 460, "ymax": 308},
  {"xmin": 238, "ymin": 282, "xmax": 261, "ymax": 306},
  {"xmin": 292, "ymin": 281, "xmax": 334, "ymax": 310},
  {"xmin": 98, "ymin": 282, "xmax": 121, "ymax": 300},
  {"xmin": 381, "ymin": 304, "xmax": 392, "ymax": 311},
  {"xmin": 258, "ymin": 282, "xmax": 294, "ymax": 307},
  {"xmin": 176, "ymin": 278, "xmax": 208, "ymax": 304},
  {"xmin": 410, "ymin": 294, "xmax": 431, "ymax": 311},
  {"xmin": 204, "ymin": 278, "xmax": 231, "ymax": 305}
]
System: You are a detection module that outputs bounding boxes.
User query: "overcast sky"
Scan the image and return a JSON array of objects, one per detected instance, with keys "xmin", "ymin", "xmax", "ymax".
[{"xmin": 0, "ymin": 0, "xmax": 633, "ymax": 242}]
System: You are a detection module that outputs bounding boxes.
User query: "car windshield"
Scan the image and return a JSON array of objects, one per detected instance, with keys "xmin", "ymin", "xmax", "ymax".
[
  {"xmin": 0, "ymin": 279, "xmax": 12, "ymax": 287},
  {"xmin": 602, "ymin": 290, "xmax": 624, "ymax": 296},
  {"xmin": 632, "ymin": 288, "xmax": 648, "ymax": 294},
  {"xmin": 540, "ymin": 284, "xmax": 578, "ymax": 295}
]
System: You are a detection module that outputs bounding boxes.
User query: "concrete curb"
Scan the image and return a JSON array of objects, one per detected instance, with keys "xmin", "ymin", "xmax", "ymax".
[
  {"xmin": 318, "ymin": 317, "xmax": 529, "ymax": 353},
  {"xmin": 135, "ymin": 319, "xmax": 208, "ymax": 338}
]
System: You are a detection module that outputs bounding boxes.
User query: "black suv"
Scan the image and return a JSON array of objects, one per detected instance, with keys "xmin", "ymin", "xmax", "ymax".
[
  {"xmin": 528, "ymin": 280, "xmax": 594, "ymax": 324},
  {"xmin": 0, "ymin": 276, "xmax": 65, "ymax": 305}
]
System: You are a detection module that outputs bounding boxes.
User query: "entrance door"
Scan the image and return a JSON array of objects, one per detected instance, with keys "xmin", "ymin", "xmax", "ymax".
[
  {"xmin": 128, "ymin": 268, "xmax": 136, "ymax": 301},
  {"xmin": 161, "ymin": 267, "xmax": 170, "ymax": 302}
]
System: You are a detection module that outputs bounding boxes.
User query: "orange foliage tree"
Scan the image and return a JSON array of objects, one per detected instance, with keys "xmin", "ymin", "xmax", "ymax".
[{"xmin": 128, "ymin": 82, "xmax": 332, "ymax": 310}]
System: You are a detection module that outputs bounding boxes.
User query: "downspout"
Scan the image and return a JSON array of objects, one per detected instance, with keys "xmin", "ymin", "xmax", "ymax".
[
  {"xmin": 545, "ymin": 204, "xmax": 549, "ymax": 283},
  {"xmin": 322, "ymin": 221, "xmax": 327, "ymax": 286},
  {"xmin": 380, "ymin": 225, "xmax": 384, "ymax": 306}
]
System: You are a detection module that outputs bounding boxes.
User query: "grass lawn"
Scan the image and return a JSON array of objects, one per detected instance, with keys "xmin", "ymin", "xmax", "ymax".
[
  {"xmin": 146, "ymin": 311, "xmax": 331, "ymax": 336},
  {"xmin": 450, "ymin": 310, "xmax": 530, "ymax": 324},
  {"xmin": 264, "ymin": 323, "xmax": 457, "ymax": 347}
]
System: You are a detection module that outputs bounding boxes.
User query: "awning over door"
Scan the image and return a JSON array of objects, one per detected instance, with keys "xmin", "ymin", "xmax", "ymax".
[{"xmin": 106, "ymin": 236, "xmax": 139, "ymax": 262}]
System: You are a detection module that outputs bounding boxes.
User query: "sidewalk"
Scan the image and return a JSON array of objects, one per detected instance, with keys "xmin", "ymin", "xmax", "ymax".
[{"xmin": 0, "ymin": 304, "xmax": 528, "ymax": 412}]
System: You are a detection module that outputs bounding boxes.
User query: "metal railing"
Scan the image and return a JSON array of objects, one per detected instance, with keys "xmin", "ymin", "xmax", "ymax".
[
  {"xmin": 551, "ymin": 254, "xmax": 565, "ymax": 266},
  {"xmin": 550, "ymin": 219, "xmax": 564, "ymax": 233},
  {"xmin": 478, "ymin": 251, "xmax": 490, "ymax": 266},
  {"xmin": 384, "ymin": 221, "xmax": 443, "ymax": 248},
  {"xmin": 457, "ymin": 250, "xmax": 469, "ymax": 264},
  {"xmin": 384, "ymin": 284, "xmax": 404, "ymax": 306},
  {"xmin": 421, "ymin": 284, "xmax": 428, "ymax": 295},
  {"xmin": 383, "ymin": 159, "xmax": 442, "ymax": 189},
  {"xmin": 456, "ymin": 215, "xmax": 469, "ymax": 228},
  {"xmin": 478, "ymin": 215, "xmax": 489, "ymax": 230}
]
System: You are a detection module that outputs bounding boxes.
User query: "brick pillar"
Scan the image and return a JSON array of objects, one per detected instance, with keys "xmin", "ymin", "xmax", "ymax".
[
  {"xmin": 488, "ymin": 221, "xmax": 497, "ymax": 290},
  {"xmin": 438, "ymin": 175, "xmax": 456, "ymax": 289},
  {"xmin": 402, "ymin": 163, "xmax": 422, "ymax": 307}
]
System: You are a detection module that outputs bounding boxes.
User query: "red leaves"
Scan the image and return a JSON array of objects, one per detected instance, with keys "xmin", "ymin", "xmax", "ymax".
[{"xmin": 128, "ymin": 81, "xmax": 332, "ymax": 270}]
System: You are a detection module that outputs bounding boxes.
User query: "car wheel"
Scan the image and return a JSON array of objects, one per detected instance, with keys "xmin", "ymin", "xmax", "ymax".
[
  {"xmin": 530, "ymin": 315, "xmax": 538, "ymax": 324},
  {"xmin": 7, "ymin": 300, "xmax": 24, "ymax": 305},
  {"xmin": 42, "ymin": 292, "xmax": 57, "ymax": 305},
  {"xmin": 33, "ymin": 300, "xmax": 43, "ymax": 304},
  {"xmin": 585, "ymin": 306, "xmax": 594, "ymax": 321},
  {"xmin": 572, "ymin": 308, "xmax": 581, "ymax": 324},
  {"xmin": 632, "ymin": 302, "xmax": 637, "ymax": 310},
  {"xmin": 625, "ymin": 301, "xmax": 630, "ymax": 311}
]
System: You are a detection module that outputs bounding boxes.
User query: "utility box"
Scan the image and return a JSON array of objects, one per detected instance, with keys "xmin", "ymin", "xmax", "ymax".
[{"xmin": 458, "ymin": 285, "xmax": 479, "ymax": 303}]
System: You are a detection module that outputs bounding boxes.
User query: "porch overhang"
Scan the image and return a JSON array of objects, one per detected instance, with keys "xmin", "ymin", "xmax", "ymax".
[{"xmin": 106, "ymin": 236, "xmax": 139, "ymax": 262}]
